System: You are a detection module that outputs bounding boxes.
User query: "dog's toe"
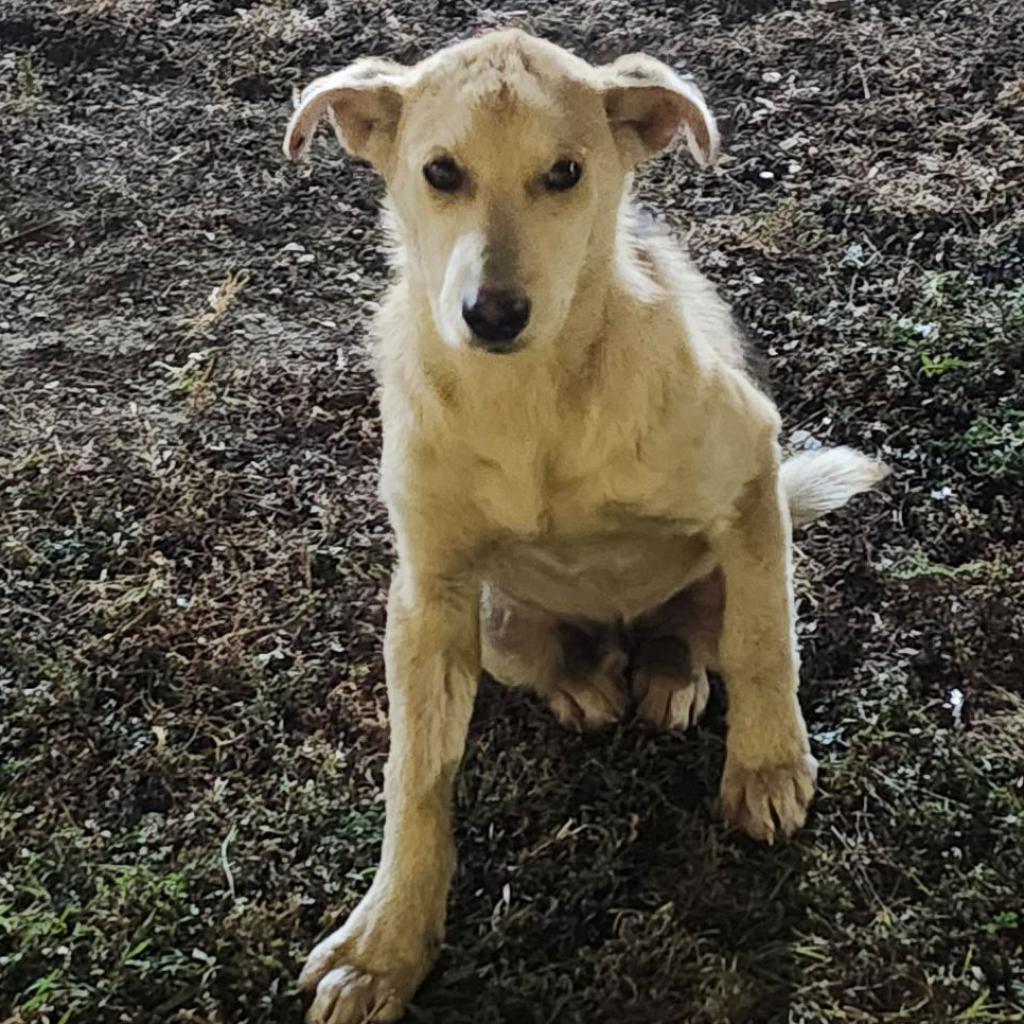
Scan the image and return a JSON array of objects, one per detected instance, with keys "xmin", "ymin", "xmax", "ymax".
[
  {"xmin": 719, "ymin": 754, "xmax": 818, "ymax": 843},
  {"xmin": 633, "ymin": 667, "xmax": 710, "ymax": 731},
  {"xmin": 299, "ymin": 898, "xmax": 436, "ymax": 1024},
  {"xmin": 548, "ymin": 661, "xmax": 628, "ymax": 731},
  {"xmin": 306, "ymin": 964, "xmax": 405, "ymax": 1024}
]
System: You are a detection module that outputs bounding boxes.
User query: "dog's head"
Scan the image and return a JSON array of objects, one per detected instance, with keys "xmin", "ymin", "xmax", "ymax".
[{"xmin": 284, "ymin": 31, "xmax": 718, "ymax": 355}]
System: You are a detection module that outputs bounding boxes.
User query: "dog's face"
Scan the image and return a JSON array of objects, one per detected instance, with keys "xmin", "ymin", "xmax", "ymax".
[
  {"xmin": 285, "ymin": 32, "xmax": 718, "ymax": 355},
  {"xmin": 384, "ymin": 68, "xmax": 618, "ymax": 355}
]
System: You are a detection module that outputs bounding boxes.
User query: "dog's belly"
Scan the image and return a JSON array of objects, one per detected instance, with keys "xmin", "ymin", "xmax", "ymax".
[{"xmin": 483, "ymin": 531, "xmax": 715, "ymax": 622}]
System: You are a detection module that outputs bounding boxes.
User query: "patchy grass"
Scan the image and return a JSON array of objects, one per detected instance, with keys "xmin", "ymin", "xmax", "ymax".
[
  {"xmin": 881, "ymin": 547, "xmax": 1014, "ymax": 583},
  {"xmin": 2, "ymin": 1, "xmax": 1023, "ymax": 1022},
  {"xmin": 14, "ymin": 55, "xmax": 40, "ymax": 103},
  {"xmin": 961, "ymin": 414, "xmax": 1024, "ymax": 481}
]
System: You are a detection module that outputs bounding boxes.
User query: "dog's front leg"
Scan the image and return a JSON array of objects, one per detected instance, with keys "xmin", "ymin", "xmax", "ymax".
[
  {"xmin": 300, "ymin": 563, "xmax": 480, "ymax": 1024},
  {"xmin": 713, "ymin": 461, "xmax": 818, "ymax": 844}
]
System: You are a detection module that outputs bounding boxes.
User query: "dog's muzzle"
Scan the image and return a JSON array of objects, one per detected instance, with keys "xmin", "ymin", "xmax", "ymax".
[{"xmin": 462, "ymin": 287, "xmax": 531, "ymax": 353}]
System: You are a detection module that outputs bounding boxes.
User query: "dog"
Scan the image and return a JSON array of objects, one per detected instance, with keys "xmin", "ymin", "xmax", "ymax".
[{"xmin": 283, "ymin": 30, "xmax": 887, "ymax": 1024}]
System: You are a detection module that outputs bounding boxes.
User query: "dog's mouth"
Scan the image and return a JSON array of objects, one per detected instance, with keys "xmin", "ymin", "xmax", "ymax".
[{"xmin": 467, "ymin": 332, "xmax": 528, "ymax": 356}]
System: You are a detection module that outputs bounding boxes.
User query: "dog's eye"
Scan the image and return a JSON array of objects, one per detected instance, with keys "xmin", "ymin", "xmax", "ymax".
[
  {"xmin": 545, "ymin": 159, "xmax": 583, "ymax": 192},
  {"xmin": 424, "ymin": 157, "xmax": 464, "ymax": 193}
]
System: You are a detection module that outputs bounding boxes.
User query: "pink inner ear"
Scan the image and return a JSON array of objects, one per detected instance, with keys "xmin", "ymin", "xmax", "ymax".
[{"xmin": 639, "ymin": 94, "xmax": 686, "ymax": 151}]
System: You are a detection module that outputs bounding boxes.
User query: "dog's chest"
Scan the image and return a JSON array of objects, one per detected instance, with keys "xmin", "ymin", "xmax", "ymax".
[
  {"xmin": 465, "ymin": 440, "xmax": 674, "ymax": 535},
  {"xmin": 467, "ymin": 444, "xmax": 714, "ymax": 620},
  {"xmin": 484, "ymin": 527, "xmax": 713, "ymax": 620}
]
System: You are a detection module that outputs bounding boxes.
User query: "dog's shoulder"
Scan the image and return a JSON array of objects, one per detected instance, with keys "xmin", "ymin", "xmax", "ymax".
[{"xmin": 626, "ymin": 206, "xmax": 772, "ymax": 397}]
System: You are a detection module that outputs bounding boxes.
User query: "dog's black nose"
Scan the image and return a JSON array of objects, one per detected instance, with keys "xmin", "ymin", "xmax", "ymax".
[{"xmin": 462, "ymin": 288, "xmax": 531, "ymax": 351}]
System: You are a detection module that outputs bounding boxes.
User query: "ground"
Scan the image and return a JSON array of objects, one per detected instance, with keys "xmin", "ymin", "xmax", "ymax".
[{"xmin": 1, "ymin": 0, "xmax": 1023, "ymax": 1021}]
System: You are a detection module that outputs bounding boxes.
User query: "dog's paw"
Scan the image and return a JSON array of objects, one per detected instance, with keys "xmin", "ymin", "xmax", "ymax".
[
  {"xmin": 548, "ymin": 654, "xmax": 628, "ymax": 731},
  {"xmin": 300, "ymin": 904, "xmax": 435, "ymax": 1024},
  {"xmin": 719, "ymin": 753, "xmax": 818, "ymax": 844},
  {"xmin": 303, "ymin": 962, "xmax": 406, "ymax": 1024},
  {"xmin": 633, "ymin": 667, "xmax": 710, "ymax": 731}
]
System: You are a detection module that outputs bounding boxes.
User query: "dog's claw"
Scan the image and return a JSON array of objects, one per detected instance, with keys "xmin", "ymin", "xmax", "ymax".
[
  {"xmin": 548, "ymin": 651, "xmax": 628, "ymax": 731},
  {"xmin": 719, "ymin": 754, "xmax": 818, "ymax": 843},
  {"xmin": 633, "ymin": 668, "xmax": 710, "ymax": 731},
  {"xmin": 548, "ymin": 668, "xmax": 628, "ymax": 730},
  {"xmin": 299, "ymin": 900, "xmax": 435, "ymax": 1024},
  {"xmin": 304, "ymin": 963, "xmax": 406, "ymax": 1024}
]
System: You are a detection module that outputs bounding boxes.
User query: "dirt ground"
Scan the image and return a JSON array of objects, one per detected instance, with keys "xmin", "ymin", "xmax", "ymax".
[{"xmin": 2, "ymin": 0, "xmax": 1023, "ymax": 1021}]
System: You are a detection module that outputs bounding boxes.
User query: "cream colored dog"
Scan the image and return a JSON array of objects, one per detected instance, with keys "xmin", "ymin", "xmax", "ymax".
[{"xmin": 284, "ymin": 30, "xmax": 887, "ymax": 1024}]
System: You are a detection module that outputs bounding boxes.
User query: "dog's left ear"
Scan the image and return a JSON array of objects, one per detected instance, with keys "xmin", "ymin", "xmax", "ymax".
[
  {"xmin": 283, "ymin": 57, "xmax": 407, "ymax": 172},
  {"xmin": 602, "ymin": 55, "xmax": 719, "ymax": 169}
]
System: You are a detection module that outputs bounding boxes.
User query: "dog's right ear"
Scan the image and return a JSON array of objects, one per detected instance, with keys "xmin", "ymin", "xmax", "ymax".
[{"xmin": 283, "ymin": 58, "xmax": 407, "ymax": 172}]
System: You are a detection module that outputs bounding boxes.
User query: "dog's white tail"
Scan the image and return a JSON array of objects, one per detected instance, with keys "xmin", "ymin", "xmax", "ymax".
[{"xmin": 782, "ymin": 447, "xmax": 889, "ymax": 528}]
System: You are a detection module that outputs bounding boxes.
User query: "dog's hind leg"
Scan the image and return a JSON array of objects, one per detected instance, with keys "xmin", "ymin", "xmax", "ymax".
[
  {"xmin": 628, "ymin": 571, "xmax": 723, "ymax": 731},
  {"xmin": 481, "ymin": 584, "xmax": 628, "ymax": 730}
]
